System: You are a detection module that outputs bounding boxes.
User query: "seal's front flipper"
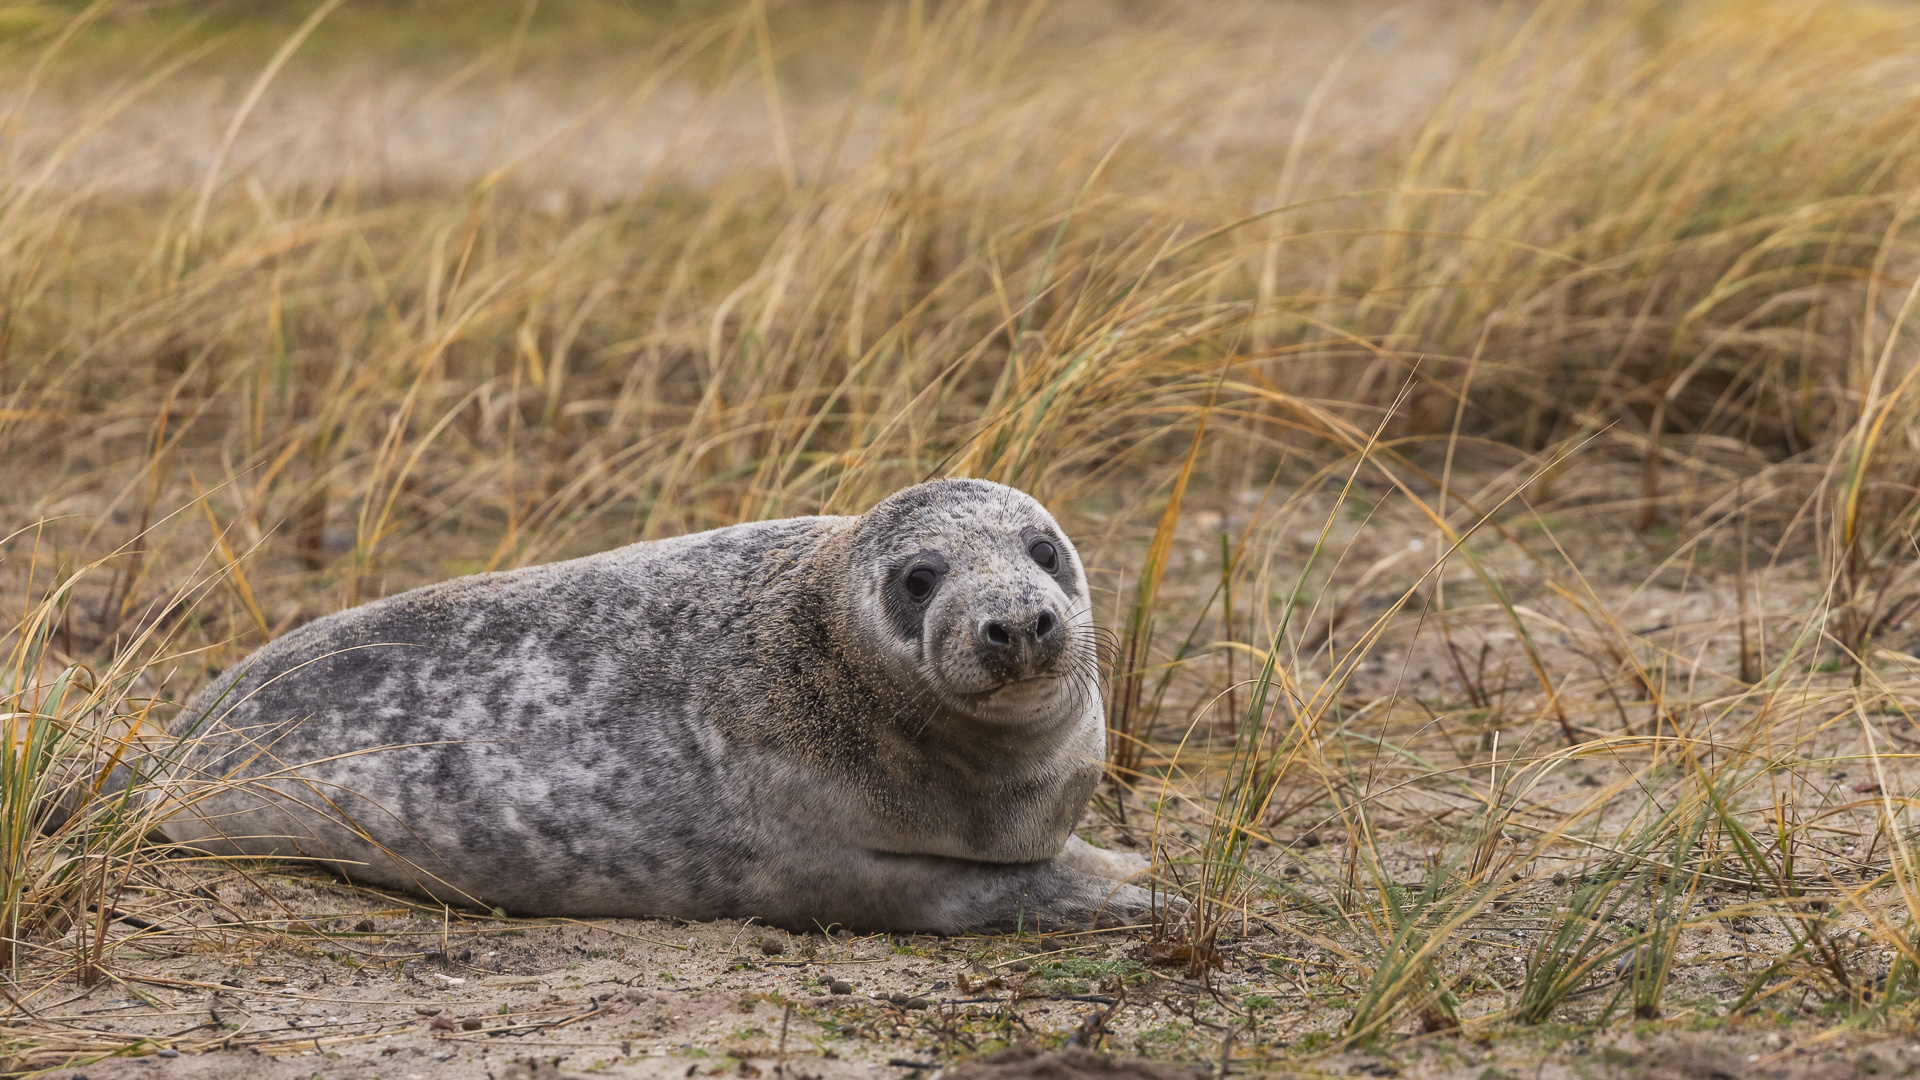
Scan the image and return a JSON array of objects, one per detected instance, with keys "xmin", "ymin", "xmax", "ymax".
[
  {"xmin": 800, "ymin": 850, "xmax": 1184, "ymax": 934},
  {"xmin": 1057, "ymin": 834, "xmax": 1149, "ymax": 881},
  {"xmin": 947, "ymin": 861, "xmax": 1173, "ymax": 934}
]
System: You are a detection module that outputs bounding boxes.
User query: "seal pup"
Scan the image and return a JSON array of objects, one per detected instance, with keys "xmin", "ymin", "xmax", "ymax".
[{"xmin": 163, "ymin": 478, "xmax": 1161, "ymax": 932}]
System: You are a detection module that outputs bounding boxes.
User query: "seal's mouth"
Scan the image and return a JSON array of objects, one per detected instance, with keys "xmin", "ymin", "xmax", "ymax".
[{"xmin": 949, "ymin": 670, "xmax": 1088, "ymax": 709}]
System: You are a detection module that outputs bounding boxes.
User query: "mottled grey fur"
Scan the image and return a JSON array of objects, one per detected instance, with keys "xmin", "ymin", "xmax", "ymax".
[{"xmin": 162, "ymin": 479, "xmax": 1162, "ymax": 933}]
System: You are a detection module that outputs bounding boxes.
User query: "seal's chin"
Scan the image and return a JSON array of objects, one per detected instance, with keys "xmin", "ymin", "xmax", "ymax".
[
  {"xmin": 986, "ymin": 675, "xmax": 1060, "ymax": 702},
  {"xmin": 940, "ymin": 671, "xmax": 1085, "ymax": 723}
]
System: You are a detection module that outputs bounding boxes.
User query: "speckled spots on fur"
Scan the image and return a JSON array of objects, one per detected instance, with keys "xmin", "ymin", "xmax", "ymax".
[{"xmin": 160, "ymin": 480, "xmax": 1155, "ymax": 932}]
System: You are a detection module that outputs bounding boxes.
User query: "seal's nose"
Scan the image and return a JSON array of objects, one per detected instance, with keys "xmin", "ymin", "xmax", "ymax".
[{"xmin": 976, "ymin": 608, "xmax": 1065, "ymax": 674}]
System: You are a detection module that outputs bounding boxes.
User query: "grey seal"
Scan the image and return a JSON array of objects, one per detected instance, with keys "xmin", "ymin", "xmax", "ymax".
[{"xmin": 162, "ymin": 478, "xmax": 1161, "ymax": 933}]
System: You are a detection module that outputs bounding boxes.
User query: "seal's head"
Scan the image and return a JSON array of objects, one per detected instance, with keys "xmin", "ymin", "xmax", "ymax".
[{"xmin": 850, "ymin": 479, "xmax": 1099, "ymax": 724}]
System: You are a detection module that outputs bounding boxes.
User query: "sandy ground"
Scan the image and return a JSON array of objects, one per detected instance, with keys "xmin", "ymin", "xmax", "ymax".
[{"xmin": 22, "ymin": 876, "xmax": 1920, "ymax": 1080}]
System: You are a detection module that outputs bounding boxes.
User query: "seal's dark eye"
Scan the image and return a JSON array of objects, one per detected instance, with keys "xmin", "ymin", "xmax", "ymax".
[
  {"xmin": 1029, "ymin": 539, "xmax": 1059, "ymax": 572},
  {"xmin": 903, "ymin": 565, "xmax": 939, "ymax": 602}
]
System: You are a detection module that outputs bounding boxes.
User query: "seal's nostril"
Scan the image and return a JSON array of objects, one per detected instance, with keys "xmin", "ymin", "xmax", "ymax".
[
  {"xmin": 1034, "ymin": 611, "xmax": 1055, "ymax": 639},
  {"xmin": 984, "ymin": 621, "xmax": 1012, "ymax": 647}
]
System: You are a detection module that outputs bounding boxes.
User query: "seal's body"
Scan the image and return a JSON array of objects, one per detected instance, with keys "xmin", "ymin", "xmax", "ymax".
[{"xmin": 165, "ymin": 480, "xmax": 1156, "ymax": 932}]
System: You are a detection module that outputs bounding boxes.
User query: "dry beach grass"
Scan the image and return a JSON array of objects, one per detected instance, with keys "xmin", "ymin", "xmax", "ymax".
[{"xmin": 10, "ymin": 0, "xmax": 1920, "ymax": 1075}]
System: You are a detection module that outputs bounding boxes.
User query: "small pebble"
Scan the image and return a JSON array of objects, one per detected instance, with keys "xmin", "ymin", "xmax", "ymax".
[
  {"xmin": 414, "ymin": 1006, "xmax": 443, "ymax": 1016},
  {"xmin": 157, "ymin": 1049, "xmax": 179, "ymax": 1059},
  {"xmin": 829, "ymin": 980, "xmax": 853, "ymax": 995},
  {"xmin": 888, "ymin": 992, "xmax": 911, "ymax": 1005},
  {"xmin": 903, "ymin": 997, "xmax": 932, "ymax": 1010},
  {"xmin": 1614, "ymin": 946, "xmax": 1650, "ymax": 977},
  {"xmin": 461, "ymin": 1017, "xmax": 483, "ymax": 1031},
  {"xmin": 1299, "ymin": 832, "xmax": 1322, "ymax": 848},
  {"xmin": 429, "ymin": 1016, "xmax": 456, "ymax": 1031}
]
